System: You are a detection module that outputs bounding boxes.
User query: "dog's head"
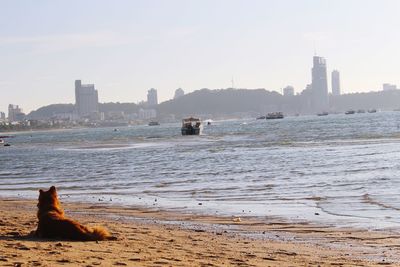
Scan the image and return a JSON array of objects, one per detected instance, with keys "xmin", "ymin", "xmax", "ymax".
[{"xmin": 38, "ymin": 186, "xmax": 61, "ymax": 211}]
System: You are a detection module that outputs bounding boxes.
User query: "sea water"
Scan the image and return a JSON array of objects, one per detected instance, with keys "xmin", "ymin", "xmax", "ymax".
[{"xmin": 1, "ymin": 112, "xmax": 400, "ymax": 230}]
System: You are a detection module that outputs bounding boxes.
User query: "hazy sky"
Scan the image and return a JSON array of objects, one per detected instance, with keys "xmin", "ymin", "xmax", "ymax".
[{"xmin": 1, "ymin": 0, "xmax": 400, "ymax": 113}]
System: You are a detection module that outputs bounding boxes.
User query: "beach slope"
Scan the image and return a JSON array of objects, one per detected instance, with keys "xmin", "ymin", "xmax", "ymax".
[{"xmin": 0, "ymin": 199, "xmax": 398, "ymax": 266}]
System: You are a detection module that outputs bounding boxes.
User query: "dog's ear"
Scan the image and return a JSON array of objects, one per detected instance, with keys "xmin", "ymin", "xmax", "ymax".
[
  {"xmin": 39, "ymin": 189, "xmax": 43, "ymax": 194},
  {"xmin": 50, "ymin": 186, "xmax": 56, "ymax": 192}
]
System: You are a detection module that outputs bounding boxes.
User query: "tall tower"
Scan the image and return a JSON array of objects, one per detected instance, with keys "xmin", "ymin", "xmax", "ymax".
[
  {"xmin": 147, "ymin": 88, "xmax": 158, "ymax": 106},
  {"xmin": 74, "ymin": 80, "xmax": 99, "ymax": 118},
  {"xmin": 331, "ymin": 70, "xmax": 341, "ymax": 96},
  {"xmin": 311, "ymin": 56, "xmax": 329, "ymax": 112},
  {"xmin": 174, "ymin": 88, "xmax": 185, "ymax": 99}
]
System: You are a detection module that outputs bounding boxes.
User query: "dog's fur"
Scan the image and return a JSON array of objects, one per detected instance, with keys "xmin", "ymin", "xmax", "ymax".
[{"xmin": 34, "ymin": 186, "xmax": 111, "ymax": 241}]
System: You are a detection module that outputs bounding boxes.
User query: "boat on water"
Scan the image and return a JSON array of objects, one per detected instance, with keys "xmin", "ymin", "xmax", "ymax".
[
  {"xmin": 317, "ymin": 112, "xmax": 329, "ymax": 116},
  {"xmin": 256, "ymin": 116, "xmax": 266, "ymax": 120},
  {"xmin": 368, "ymin": 109, "xmax": 377, "ymax": 113},
  {"xmin": 0, "ymin": 135, "xmax": 14, "ymax": 146},
  {"xmin": 266, "ymin": 112, "xmax": 284, "ymax": 119},
  {"xmin": 181, "ymin": 117, "xmax": 202, "ymax": 135},
  {"xmin": 345, "ymin": 110, "xmax": 355, "ymax": 115},
  {"xmin": 148, "ymin": 121, "xmax": 160, "ymax": 126},
  {"xmin": 357, "ymin": 109, "xmax": 366, "ymax": 113}
]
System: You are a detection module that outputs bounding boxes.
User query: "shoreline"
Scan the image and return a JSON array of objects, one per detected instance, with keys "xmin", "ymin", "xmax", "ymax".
[{"xmin": 1, "ymin": 198, "xmax": 399, "ymax": 266}]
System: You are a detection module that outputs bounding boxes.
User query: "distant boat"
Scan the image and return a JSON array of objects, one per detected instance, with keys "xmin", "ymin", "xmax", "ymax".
[
  {"xmin": 256, "ymin": 116, "xmax": 266, "ymax": 120},
  {"xmin": 345, "ymin": 110, "xmax": 355, "ymax": 115},
  {"xmin": 368, "ymin": 109, "xmax": 377, "ymax": 113},
  {"xmin": 317, "ymin": 112, "xmax": 329, "ymax": 116},
  {"xmin": 148, "ymin": 121, "xmax": 160, "ymax": 126},
  {"xmin": 357, "ymin": 109, "xmax": 366, "ymax": 113},
  {"xmin": 0, "ymin": 136, "xmax": 13, "ymax": 146},
  {"xmin": 181, "ymin": 117, "xmax": 202, "ymax": 135},
  {"xmin": 266, "ymin": 112, "xmax": 284, "ymax": 119},
  {"xmin": 204, "ymin": 119, "xmax": 213, "ymax": 125}
]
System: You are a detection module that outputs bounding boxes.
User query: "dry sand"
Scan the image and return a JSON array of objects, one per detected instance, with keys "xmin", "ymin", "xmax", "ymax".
[{"xmin": 1, "ymin": 198, "xmax": 399, "ymax": 266}]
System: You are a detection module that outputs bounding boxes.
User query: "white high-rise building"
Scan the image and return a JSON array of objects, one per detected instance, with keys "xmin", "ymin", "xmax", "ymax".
[
  {"xmin": 283, "ymin": 86, "xmax": 295, "ymax": 96},
  {"xmin": 8, "ymin": 104, "xmax": 23, "ymax": 122},
  {"xmin": 75, "ymin": 80, "xmax": 99, "ymax": 118},
  {"xmin": 311, "ymin": 56, "xmax": 329, "ymax": 112},
  {"xmin": 147, "ymin": 88, "xmax": 158, "ymax": 106},
  {"xmin": 331, "ymin": 70, "xmax": 341, "ymax": 96},
  {"xmin": 174, "ymin": 88, "xmax": 185, "ymax": 99},
  {"xmin": 0, "ymin": 112, "xmax": 6, "ymax": 121}
]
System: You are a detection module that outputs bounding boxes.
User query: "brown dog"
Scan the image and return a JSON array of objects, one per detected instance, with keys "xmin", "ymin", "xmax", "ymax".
[{"xmin": 34, "ymin": 186, "xmax": 112, "ymax": 241}]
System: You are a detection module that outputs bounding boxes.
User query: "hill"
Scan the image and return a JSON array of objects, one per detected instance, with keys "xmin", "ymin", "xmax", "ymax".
[{"xmin": 157, "ymin": 88, "xmax": 283, "ymax": 117}]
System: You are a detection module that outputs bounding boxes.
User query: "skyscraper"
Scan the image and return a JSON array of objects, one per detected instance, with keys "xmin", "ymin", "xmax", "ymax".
[
  {"xmin": 75, "ymin": 80, "xmax": 99, "ymax": 118},
  {"xmin": 283, "ymin": 86, "xmax": 295, "ymax": 96},
  {"xmin": 8, "ymin": 104, "xmax": 23, "ymax": 122},
  {"xmin": 331, "ymin": 70, "xmax": 341, "ymax": 96},
  {"xmin": 311, "ymin": 56, "xmax": 329, "ymax": 112},
  {"xmin": 174, "ymin": 88, "xmax": 185, "ymax": 99},
  {"xmin": 147, "ymin": 88, "xmax": 158, "ymax": 106}
]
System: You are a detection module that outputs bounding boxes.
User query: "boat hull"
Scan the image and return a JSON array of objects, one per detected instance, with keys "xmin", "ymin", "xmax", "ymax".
[{"xmin": 181, "ymin": 127, "xmax": 201, "ymax": 135}]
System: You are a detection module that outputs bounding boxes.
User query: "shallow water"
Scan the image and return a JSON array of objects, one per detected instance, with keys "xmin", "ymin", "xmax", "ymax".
[{"xmin": 1, "ymin": 112, "xmax": 400, "ymax": 230}]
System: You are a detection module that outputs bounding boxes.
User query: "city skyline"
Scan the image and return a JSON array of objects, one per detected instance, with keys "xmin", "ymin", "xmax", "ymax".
[{"xmin": 2, "ymin": 0, "xmax": 400, "ymax": 113}]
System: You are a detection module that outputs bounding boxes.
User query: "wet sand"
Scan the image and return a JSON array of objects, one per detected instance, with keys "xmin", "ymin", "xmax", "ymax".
[{"xmin": 0, "ymin": 198, "xmax": 399, "ymax": 266}]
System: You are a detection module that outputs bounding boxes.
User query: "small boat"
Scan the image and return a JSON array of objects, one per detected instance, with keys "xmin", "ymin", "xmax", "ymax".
[
  {"xmin": 266, "ymin": 112, "xmax": 284, "ymax": 119},
  {"xmin": 368, "ymin": 109, "xmax": 377, "ymax": 113},
  {"xmin": 345, "ymin": 110, "xmax": 355, "ymax": 115},
  {"xmin": 357, "ymin": 109, "xmax": 366, "ymax": 113},
  {"xmin": 256, "ymin": 116, "xmax": 266, "ymax": 120},
  {"xmin": 148, "ymin": 121, "xmax": 160, "ymax": 126},
  {"xmin": 0, "ymin": 136, "xmax": 13, "ymax": 146},
  {"xmin": 181, "ymin": 117, "xmax": 202, "ymax": 135},
  {"xmin": 317, "ymin": 112, "xmax": 329, "ymax": 116}
]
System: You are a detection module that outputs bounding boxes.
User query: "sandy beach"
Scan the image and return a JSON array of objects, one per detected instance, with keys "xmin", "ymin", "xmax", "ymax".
[{"xmin": 0, "ymin": 199, "xmax": 399, "ymax": 266}]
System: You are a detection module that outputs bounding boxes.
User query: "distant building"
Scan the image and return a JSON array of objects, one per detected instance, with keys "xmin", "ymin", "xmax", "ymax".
[
  {"xmin": 283, "ymin": 86, "xmax": 295, "ymax": 96},
  {"xmin": 8, "ymin": 104, "xmax": 24, "ymax": 122},
  {"xmin": 331, "ymin": 70, "xmax": 341, "ymax": 96},
  {"xmin": 311, "ymin": 56, "xmax": 329, "ymax": 112},
  {"xmin": 75, "ymin": 80, "xmax": 99, "ymax": 118},
  {"xmin": 0, "ymin": 112, "xmax": 5, "ymax": 120},
  {"xmin": 147, "ymin": 88, "xmax": 158, "ymax": 106},
  {"xmin": 138, "ymin": 108, "xmax": 157, "ymax": 120},
  {"xmin": 174, "ymin": 88, "xmax": 185, "ymax": 99},
  {"xmin": 383, "ymin": 83, "xmax": 397, "ymax": 91}
]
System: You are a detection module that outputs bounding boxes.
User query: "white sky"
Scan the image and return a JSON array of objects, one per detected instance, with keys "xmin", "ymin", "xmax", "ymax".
[{"xmin": 1, "ymin": 0, "xmax": 400, "ymax": 113}]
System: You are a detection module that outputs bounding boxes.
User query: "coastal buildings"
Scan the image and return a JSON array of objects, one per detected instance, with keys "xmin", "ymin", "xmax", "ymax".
[
  {"xmin": 383, "ymin": 83, "xmax": 397, "ymax": 91},
  {"xmin": 283, "ymin": 86, "xmax": 295, "ymax": 96},
  {"xmin": 147, "ymin": 88, "xmax": 158, "ymax": 106},
  {"xmin": 8, "ymin": 104, "xmax": 25, "ymax": 122},
  {"xmin": 75, "ymin": 80, "xmax": 99, "ymax": 118},
  {"xmin": 174, "ymin": 88, "xmax": 185, "ymax": 99},
  {"xmin": 311, "ymin": 56, "xmax": 329, "ymax": 112},
  {"xmin": 0, "ymin": 112, "xmax": 5, "ymax": 122},
  {"xmin": 138, "ymin": 108, "xmax": 157, "ymax": 120},
  {"xmin": 331, "ymin": 70, "xmax": 341, "ymax": 96}
]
